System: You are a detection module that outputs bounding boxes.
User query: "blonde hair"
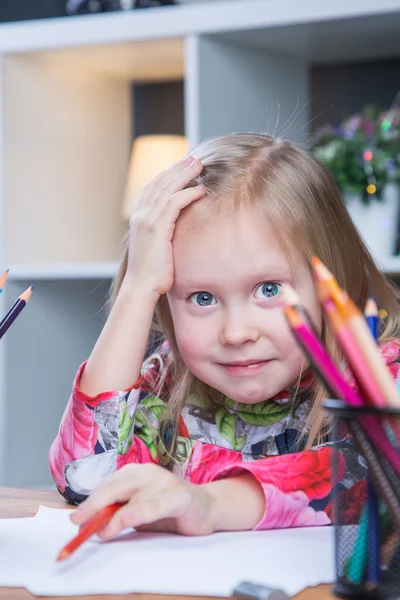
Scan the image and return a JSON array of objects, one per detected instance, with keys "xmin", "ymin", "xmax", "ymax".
[{"xmin": 111, "ymin": 133, "xmax": 400, "ymax": 448}]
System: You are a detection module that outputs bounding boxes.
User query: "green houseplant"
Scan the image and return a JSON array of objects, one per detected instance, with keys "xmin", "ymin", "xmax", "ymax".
[{"xmin": 311, "ymin": 105, "xmax": 400, "ymax": 260}]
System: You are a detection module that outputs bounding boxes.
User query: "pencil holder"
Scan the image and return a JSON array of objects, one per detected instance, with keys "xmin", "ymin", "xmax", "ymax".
[{"xmin": 323, "ymin": 399, "xmax": 400, "ymax": 600}]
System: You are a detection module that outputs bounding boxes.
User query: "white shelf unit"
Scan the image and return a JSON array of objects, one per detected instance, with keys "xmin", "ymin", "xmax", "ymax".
[{"xmin": 0, "ymin": 0, "xmax": 400, "ymax": 488}]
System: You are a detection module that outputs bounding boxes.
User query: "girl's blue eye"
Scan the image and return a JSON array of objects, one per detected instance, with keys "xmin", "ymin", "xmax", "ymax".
[
  {"xmin": 255, "ymin": 282, "xmax": 280, "ymax": 299},
  {"xmin": 188, "ymin": 292, "xmax": 217, "ymax": 306}
]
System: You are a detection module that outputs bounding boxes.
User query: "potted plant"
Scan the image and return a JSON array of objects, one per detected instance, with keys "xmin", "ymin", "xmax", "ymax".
[{"xmin": 311, "ymin": 104, "xmax": 400, "ymax": 261}]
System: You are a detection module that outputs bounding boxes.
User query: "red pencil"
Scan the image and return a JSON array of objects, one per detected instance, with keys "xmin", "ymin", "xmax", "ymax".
[{"xmin": 57, "ymin": 503, "xmax": 124, "ymax": 562}]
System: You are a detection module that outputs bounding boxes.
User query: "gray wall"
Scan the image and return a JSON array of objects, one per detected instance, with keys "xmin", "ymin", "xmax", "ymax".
[
  {"xmin": 310, "ymin": 58, "xmax": 400, "ymax": 132},
  {"xmin": 133, "ymin": 81, "xmax": 185, "ymax": 139}
]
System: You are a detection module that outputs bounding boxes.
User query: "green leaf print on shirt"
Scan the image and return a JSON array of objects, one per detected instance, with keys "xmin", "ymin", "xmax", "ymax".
[
  {"xmin": 140, "ymin": 395, "xmax": 168, "ymax": 422},
  {"xmin": 133, "ymin": 396, "xmax": 169, "ymax": 460},
  {"xmin": 134, "ymin": 409, "xmax": 158, "ymax": 459},
  {"xmin": 224, "ymin": 397, "xmax": 292, "ymax": 426},
  {"xmin": 215, "ymin": 408, "xmax": 246, "ymax": 451},
  {"xmin": 118, "ymin": 398, "xmax": 133, "ymax": 454}
]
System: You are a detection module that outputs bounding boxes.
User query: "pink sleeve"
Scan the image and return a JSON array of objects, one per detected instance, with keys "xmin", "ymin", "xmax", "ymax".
[
  {"xmin": 209, "ymin": 446, "xmax": 345, "ymax": 530},
  {"xmin": 49, "ymin": 362, "xmax": 143, "ymax": 503}
]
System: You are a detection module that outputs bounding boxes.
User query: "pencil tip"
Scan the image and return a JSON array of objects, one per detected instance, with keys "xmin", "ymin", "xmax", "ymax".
[
  {"xmin": 365, "ymin": 297, "xmax": 378, "ymax": 316},
  {"xmin": 56, "ymin": 550, "xmax": 69, "ymax": 562},
  {"xmin": 280, "ymin": 284, "xmax": 301, "ymax": 307},
  {"xmin": 30, "ymin": 284, "xmax": 35, "ymax": 290},
  {"xmin": 311, "ymin": 257, "xmax": 333, "ymax": 281}
]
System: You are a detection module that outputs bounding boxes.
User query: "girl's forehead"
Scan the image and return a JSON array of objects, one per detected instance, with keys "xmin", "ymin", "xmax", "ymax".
[
  {"xmin": 173, "ymin": 201, "xmax": 306, "ymax": 279},
  {"xmin": 175, "ymin": 196, "xmax": 264, "ymax": 236}
]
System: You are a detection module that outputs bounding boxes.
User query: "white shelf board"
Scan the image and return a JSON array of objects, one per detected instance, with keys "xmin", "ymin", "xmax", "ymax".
[
  {"xmin": 7, "ymin": 262, "xmax": 119, "ymax": 280},
  {"xmin": 7, "ymin": 257, "xmax": 400, "ymax": 280},
  {"xmin": 0, "ymin": 0, "xmax": 400, "ymax": 63}
]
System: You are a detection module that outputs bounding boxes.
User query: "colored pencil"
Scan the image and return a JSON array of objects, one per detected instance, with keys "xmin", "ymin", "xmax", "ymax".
[
  {"xmin": 0, "ymin": 269, "xmax": 9, "ymax": 293},
  {"xmin": 312, "ymin": 258, "xmax": 400, "ymax": 408},
  {"xmin": 57, "ymin": 502, "xmax": 124, "ymax": 562},
  {"xmin": 281, "ymin": 285, "xmax": 362, "ymax": 405},
  {"xmin": 347, "ymin": 504, "xmax": 369, "ymax": 584},
  {"xmin": 364, "ymin": 299, "xmax": 381, "ymax": 586},
  {"xmin": 347, "ymin": 299, "xmax": 382, "ymax": 586},
  {"xmin": 365, "ymin": 298, "xmax": 379, "ymax": 341},
  {"xmin": 281, "ymin": 286, "xmax": 400, "ymax": 477},
  {"xmin": 347, "ymin": 419, "xmax": 400, "ymax": 531},
  {"xmin": 0, "ymin": 285, "xmax": 34, "ymax": 340},
  {"xmin": 322, "ymin": 298, "xmax": 387, "ymax": 408}
]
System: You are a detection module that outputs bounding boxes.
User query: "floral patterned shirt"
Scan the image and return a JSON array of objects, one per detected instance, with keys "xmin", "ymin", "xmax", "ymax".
[{"xmin": 49, "ymin": 340, "xmax": 400, "ymax": 530}]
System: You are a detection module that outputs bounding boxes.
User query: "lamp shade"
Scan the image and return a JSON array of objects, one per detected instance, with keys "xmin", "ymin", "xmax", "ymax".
[{"xmin": 122, "ymin": 134, "xmax": 189, "ymax": 219}]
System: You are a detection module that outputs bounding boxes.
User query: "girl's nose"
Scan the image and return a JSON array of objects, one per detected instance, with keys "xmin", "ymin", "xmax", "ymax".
[{"xmin": 219, "ymin": 309, "xmax": 259, "ymax": 346}]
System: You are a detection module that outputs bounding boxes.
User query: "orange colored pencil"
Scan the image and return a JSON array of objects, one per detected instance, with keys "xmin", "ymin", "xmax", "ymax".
[
  {"xmin": 312, "ymin": 258, "xmax": 400, "ymax": 408},
  {"xmin": 323, "ymin": 298, "xmax": 387, "ymax": 408},
  {"xmin": 57, "ymin": 503, "xmax": 124, "ymax": 562},
  {"xmin": 312, "ymin": 257, "xmax": 348, "ymax": 311}
]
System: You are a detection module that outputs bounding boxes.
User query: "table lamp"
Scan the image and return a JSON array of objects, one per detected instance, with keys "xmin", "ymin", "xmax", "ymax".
[{"xmin": 122, "ymin": 134, "xmax": 189, "ymax": 219}]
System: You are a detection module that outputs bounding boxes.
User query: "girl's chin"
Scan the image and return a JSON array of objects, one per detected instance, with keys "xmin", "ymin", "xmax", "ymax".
[{"xmin": 221, "ymin": 386, "xmax": 277, "ymax": 404}]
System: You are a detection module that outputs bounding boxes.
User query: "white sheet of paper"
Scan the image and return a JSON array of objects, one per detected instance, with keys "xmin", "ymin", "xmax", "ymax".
[{"xmin": 0, "ymin": 506, "xmax": 334, "ymax": 597}]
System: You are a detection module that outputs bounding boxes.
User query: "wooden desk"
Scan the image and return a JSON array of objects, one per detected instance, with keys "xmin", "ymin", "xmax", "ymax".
[{"xmin": 0, "ymin": 487, "xmax": 335, "ymax": 600}]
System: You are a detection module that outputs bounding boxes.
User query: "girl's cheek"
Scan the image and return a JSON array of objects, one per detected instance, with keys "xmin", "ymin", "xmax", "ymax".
[{"xmin": 176, "ymin": 322, "xmax": 215, "ymax": 360}]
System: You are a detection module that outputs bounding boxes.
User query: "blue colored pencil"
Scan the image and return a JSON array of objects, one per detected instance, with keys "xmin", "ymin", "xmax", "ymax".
[{"xmin": 365, "ymin": 298, "xmax": 381, "ymax": 585}]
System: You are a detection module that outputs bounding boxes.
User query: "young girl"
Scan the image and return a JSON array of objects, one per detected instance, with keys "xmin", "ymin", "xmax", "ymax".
[{"xmin": 50, "ymin": 133, "xmax": 400, "ymax": 539}]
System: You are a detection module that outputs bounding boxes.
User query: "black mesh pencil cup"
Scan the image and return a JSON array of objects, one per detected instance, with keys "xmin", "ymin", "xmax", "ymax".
[{"xmin": 324, "ymin": 399, "xmax": 400, "ymax": 600}]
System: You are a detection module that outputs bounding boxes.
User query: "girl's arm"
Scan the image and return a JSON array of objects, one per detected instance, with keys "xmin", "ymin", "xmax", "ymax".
[
  {"xmin": 50, "ymin": 158, "xmax": 205, "ymax": 503},
  {"xmin": 205, "ymin": 445, "xmax": 337, "ymax": 530},
  {"xmin": 80, "ymin": 157, "xmax": 205, "ymax": 396},
  {"xmin": 49, "ymin": 344, "xmax": 174, "ymax": 504},
  {"xmin": 80, "ymin": 280, "xmax": 158, "ymax": 395}
]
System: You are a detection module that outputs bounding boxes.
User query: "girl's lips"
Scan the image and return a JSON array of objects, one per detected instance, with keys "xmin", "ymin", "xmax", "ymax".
[{"xmin": 219, "ymin": 360, "xmax": 270, "ymax": 376}]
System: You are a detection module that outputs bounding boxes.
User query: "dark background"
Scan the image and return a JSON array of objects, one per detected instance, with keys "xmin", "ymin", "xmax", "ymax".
[{"xmin": 0, "ymin": 0, "xmax": 67, "ymax": 21}]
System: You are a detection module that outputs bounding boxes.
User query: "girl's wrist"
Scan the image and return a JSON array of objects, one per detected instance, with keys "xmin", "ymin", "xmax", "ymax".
[
  {"xmin": 204, "ymin": 474, "xmax": 265, "ymax": 532},
  {"xmin": 119, "ymin": 277, "xmax": 161, "ymax": 307}
]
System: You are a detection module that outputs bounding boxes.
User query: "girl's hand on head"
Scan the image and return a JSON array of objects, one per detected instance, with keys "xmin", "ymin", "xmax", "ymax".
[
  {"xmin": 70, "ymin": 463, "xmax": 217, "ymax": 538},
  {"xmin": 125, "ymin": 157, "xmax": 205, "ymax": 298}
]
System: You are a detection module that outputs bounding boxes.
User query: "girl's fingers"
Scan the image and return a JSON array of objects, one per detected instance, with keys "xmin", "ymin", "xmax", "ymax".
[
  {"xmin": 158, "ymin": 159, "xmax": 203, "ymax": 199},
  {"xmin": 137, "ymin": 156, "xmax": 197, "ymax": 212},
  {"xmin": 98, "ymin": 497, "xmax": 173, "ymax": 540},
  {"xmin": 154, "ymin": 185, "xmax": 206, "ymax": 223},
  {"xmin": 71, "ymin": 467, "xmax": 140, "ymax": 525},
  {"xmin": 151, "ymin": 155, "xmax": 194, "ymax": 189}
]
